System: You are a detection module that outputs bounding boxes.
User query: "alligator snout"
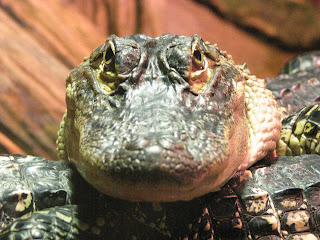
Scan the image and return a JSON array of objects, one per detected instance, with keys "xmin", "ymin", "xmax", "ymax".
[{"xmin": 62, "ymin": 34, "xmax": 258, "ymax": 201}]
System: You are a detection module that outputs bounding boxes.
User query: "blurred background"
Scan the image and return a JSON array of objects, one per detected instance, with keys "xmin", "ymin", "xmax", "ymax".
[{"xmin": 0, "ymin": 0, "xmax": 319, "ymax": 159}]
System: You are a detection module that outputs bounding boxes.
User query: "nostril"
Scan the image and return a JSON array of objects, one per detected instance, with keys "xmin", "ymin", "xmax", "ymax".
[
  {"xmin": 144, "ymin": 145, "xmax": 164, "ymax": 161},
  {"xmin": 125, "ymin": 138, "xmax": 150, "ymax": 150}
]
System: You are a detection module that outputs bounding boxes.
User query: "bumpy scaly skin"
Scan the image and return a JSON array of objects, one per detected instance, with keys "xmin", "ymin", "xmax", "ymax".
[
  {"xmin": 1, "ymin": 154, "xmax": 320, "ymax": 239},
  {"xmin": 266, "ymin": 52, "xmax": 320, "ymax": 157},
  {"xmin": 241, "ymin": 67, "xmax": 281, "ymax": 169},
  {"xmin": 277, "ymin": 104, "xmax": 320, "ymax": 156},
  {"xmin": 266, "ymin": 52, "xmax": 320, "ymax": 116},
  {"xmin": 56, "ymin": 34, "xmax": 280, "ymax": 202},
  {"xmin": 279, "ymin": 51, "xmax": 320, "ymax": 75}
]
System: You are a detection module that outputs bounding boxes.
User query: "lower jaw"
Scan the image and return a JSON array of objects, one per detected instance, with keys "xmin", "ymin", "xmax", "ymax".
[{"xmin": 76, "ymin": 164, "xmax": 231, "ymax": 202}]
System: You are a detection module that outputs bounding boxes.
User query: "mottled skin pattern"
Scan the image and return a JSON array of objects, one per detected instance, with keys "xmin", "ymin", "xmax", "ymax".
[
  {"xmin": 0, "ymin": 154, "xmax": 320, "ymax": 239},
  {"xmin": 266, "ymin": 52, "xmax": 320, "ymax": 156},
  {"xmin": 57, "ymin": 34, "xmax": 280, "ymax": 202}
]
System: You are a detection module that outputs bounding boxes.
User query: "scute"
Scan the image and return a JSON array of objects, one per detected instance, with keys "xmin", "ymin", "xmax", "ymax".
[{"xmin": 1, "ymin": 154, "xmax": 320, "ymax": 239}]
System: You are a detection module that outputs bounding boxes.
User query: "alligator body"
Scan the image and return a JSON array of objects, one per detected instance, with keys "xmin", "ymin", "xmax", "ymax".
[
  {"xmin": 0, "ymin": 34, "xmax": 320, "ymax": 239},
  {"xmin": 0, "ymin": 154, "xmax": 320, "ymax": 239}
]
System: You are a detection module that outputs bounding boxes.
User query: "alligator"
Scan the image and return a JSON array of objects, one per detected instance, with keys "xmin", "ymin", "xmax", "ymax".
[{"xmin": 0, "ymin": 34, "xmax": 319, "ymax": 239}]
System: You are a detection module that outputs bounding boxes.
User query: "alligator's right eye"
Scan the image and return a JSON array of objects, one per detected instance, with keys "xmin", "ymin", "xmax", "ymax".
[
  {"xmin": 90, "ymin": 40, "xmax": 141, "ymax": 93},
  {"xmin": 101, "ymin": 46, "xmax": 116, "ymax": 74},
  {"xmin": 91, "ymin": 42, "xmax": 119, "ymax": 93},
  {"xmin": 104, "ymin": 47, "xmax": 115, "ymax": 64}
]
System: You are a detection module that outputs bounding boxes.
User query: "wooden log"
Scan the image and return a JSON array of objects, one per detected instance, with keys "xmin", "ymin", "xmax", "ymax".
[{"xmin": 0, "ymin": 0, "xmax": 105, "ymax": 159}]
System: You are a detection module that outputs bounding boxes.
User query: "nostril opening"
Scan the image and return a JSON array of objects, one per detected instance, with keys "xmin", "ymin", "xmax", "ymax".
[
  {"xmin": 144, "ymin": 145, "xmax": 164, "ymax": 161},
  {"xmin": 125, "ymin": 138, "xmax": 150, "ymax": 150}
]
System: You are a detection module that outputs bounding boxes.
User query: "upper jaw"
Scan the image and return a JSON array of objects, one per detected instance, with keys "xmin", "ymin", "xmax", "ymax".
[{"xmin": 73, "ymin": 79, "xmax": 234, "ymax": 201}]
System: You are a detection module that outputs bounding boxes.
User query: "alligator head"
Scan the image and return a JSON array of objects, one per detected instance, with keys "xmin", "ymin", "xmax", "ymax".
[{"xmin": 57, "ymin": 34, "xmax": 281, "ymax": 201}]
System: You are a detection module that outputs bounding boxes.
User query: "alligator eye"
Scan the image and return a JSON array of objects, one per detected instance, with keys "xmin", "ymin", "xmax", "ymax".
[
  {"xmin": 104, "ymin": 47, "xmax": 115, "ymax": 64},
  {"xmin": 93, "ymin": 41, "xmax": 139, "ymax": 93},
  {"xmin": 194, "ymin": 49, "xmax": 202, "ymax": 62},
  {"xmin": 192, "ymin": 48, "xmax": 204, "ymax": 70},
  {"xmin": 101, "ymin": 45, "xmax": 116, "ymax": 73},
  {"xmin": 93, "ymin": 45, "xmax": 118, "ymax": 93},
  {"xmin": 189, "ymin": 46, "xmax": 211, "ymax": 93}
]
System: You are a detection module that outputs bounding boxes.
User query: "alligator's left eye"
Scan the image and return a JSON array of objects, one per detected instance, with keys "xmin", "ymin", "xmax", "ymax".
[
  {"xmin": 194, "ymin": 49, "xmax": 202, "ymax": 61},
  {"xmin": 192, "ymin": 48, "xmax": 204, "ymax": 70},
  {"xmin": 188, "ymin": 45, "xmax": 212, "ymax": 93}
]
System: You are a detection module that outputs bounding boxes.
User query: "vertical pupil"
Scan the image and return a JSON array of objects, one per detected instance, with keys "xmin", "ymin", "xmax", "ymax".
[
  {"xmin": 194, "ymin": 49, "xmax": 202, "ymax": 62},
  {"xmin": 104, "ymin": 47, "xmax": 115, "ymax": 62}
]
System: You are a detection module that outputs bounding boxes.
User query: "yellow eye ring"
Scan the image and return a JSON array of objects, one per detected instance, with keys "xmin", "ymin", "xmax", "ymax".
[
  {"xmin": 192, "ymin": 48, "xmax": 204, "ymax": 70},
  {"xmin": 104, "ymin": 46, "xmax": 115, "ymax": 64}
]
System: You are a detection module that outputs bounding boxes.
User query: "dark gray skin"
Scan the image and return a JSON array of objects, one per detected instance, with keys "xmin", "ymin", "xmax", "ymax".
[{"xmin": 266, "ymin": 51, "xmax": 320, "ymax": 115}]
